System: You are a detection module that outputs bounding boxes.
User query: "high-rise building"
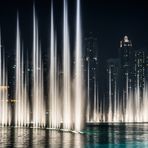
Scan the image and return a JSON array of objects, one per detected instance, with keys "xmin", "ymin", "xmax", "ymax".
[
  {"xmin": 118, "ymin": 36, "xmax": 134, "ymax": 104},
  {"xmin": 105, "ymin": 36, "xmax": 148, "ymax": 121},
  {"xmin": 119, "ymin": 36, "xmax": 133, "ymax": 85},
  {"xmin": 134, "ymin": 50, "xmax": 145, "ymax": 89}
]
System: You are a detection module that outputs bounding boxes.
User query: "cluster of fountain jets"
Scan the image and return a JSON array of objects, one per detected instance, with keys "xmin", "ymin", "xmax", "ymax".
[
  {"xmin": 87, "ymin": 66, "xmax": 148, "ymax": 123},
  {"xmin": 1, "ymin": 0, "xmax": 148, "ymax": 132},
  {"xmin": 106, "ymin": 70, "xmax": 148, "ymax": 123},
  {"xmin": 0, "ymin": 0, "xmax": 85, "ymax": 132}
]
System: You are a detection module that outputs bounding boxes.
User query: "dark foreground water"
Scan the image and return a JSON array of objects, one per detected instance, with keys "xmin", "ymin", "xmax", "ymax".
[{"xmin": 1, "ymin": 123, "xmax": 148, "ymax": 147}]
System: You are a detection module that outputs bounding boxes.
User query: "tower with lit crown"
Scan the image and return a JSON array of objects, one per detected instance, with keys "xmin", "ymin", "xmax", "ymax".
[{"xmin": 119, "ymin": 36, "xmax": 134, "ymax": 118}]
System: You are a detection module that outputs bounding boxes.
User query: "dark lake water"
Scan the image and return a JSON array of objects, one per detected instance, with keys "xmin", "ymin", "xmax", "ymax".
[{"xmin": 1, "ymin": 123, "xmax": 148, "ymax": 147}]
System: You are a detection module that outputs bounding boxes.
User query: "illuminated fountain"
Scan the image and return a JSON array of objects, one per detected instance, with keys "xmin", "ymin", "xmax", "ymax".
[
  {"xmin": 93, "ymin": 78, "xmax": 100, "ymax": 122},
  {"xmin": 47, "ymin": 0, "xmax": 86, "ymax": 131},
  {"xmin": 15, "ymin": 14, "xmax": 30, "ymax": 127},
  {"xmin": 86, "ymin": 60, "xmax": 90, "ymax": 122},
  {"xmin": 48, "ymin": 2, "xmax": 61, "ymax": 129},
  {"xmin": 74, "ymin": 0, "xmax": 85, "ymax": 131},
  {"xmin": 32, "ymin": 6, "xmax": 46, "ymax": 128},
  {"xmin": 99, "ymin": 68, "xmax": 148, "ymax": 123},
  {"xmin": 143, "ymin": 81, "xmax": 148, "ymax": 121},
  {"xmin": 48, "ymin": 0, "xmax": 85, "ymax": 131},
  {"xmin": 0, "ymin": 0, "xmax": 85, "ymax": 131},
  {"xmin": 63, "ymin": 0, "xmax": 72, "ymax": 130},
  {"xmin": 108, "ymin": 66, "xmax": 113, "ymax": 122},
  {"xmin": 135, "ymin": 73, "xmax": 141, "ymax": 122},
  {"xmin": 0, "ymin": 31, "xmax": 10, "ymax": 126},
  {"xmin": 1, "ymin": 0, "xmax": 148, "ymax": 131}
]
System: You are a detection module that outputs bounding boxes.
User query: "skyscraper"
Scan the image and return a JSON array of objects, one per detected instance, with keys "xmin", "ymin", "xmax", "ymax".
[
  {"xmin": 118, "ymin": 36, "xmax": 134, "ymax": 115},
  {"xmin": 134, "ymin": 50, "xmax": 145, "ymax": 89},
  {"xmin": 119, "ymin": 35, "xmax": 133, "ymax": 87}
]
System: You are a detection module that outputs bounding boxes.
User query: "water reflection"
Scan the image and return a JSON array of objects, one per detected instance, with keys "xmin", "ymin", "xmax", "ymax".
[{"xmin": 1, "ymin": 124, "xmax": 148, "ymax": 147}]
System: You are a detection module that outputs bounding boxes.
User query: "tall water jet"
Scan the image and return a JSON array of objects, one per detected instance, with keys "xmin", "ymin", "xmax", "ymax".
[
  {"xmin": 125, "ymin": 74, "xmax": 133, "ymax": 122},
  {"xmin": 23, "ymin": 68, "xmax": 30, "ymax": 127},
  {"xmin": 96, "ymin": 84, "xmax": 100, "ymax": 122},
  {"xmin": 32, "ymin": 6, "xmax": 45, "ymax": 127},
  {"xmin": 15, "ymin": 15, "xmax": 23, "ymax": 126},
  {"xmin": 62, "ymin": 0, "xmax": 72, "ymax": 130},
  {"xmin": 113, "ymin": 80, "xmax": 117, "ymax": 122},
  {"xmin": 116, "ymin": 90, "xmax": 120, "ymax": 122},
  {"xmin": 93, "ymin": 77, "xmax": 99, "ymax": 122},
  {"xmin": 101, "ymin": 95, "xmax": 105, "ymax": 122},
  {"xmin": 125, "ymin": 73, "xmax": 129, "ymax": 122},
  {"xmin": 108, "ymin": 66, "xmax": 112, "ymax": 122},
  {"xmin": 0, "ymin": 30, "xmax": 9, "ymax": 126},
  {"xmin": 15, "ymin": 15, "xmax": 30, "ymax": 127},
  {"xmin": 143, "ymin": 81, "xmax": 148, "ymax": 121},
  {"xmin": 86, "ymin": 60, "xmax": 90, "ymax": 122},
  {"xmin": 48, "ymin": 3, "xmax": 60, "ymax": 129},
  {"xmin": 128, "ymin": 82, "xmax": 134, "ymax": 122},
  {"xmin": 74, "ymin": 0, "xmax": 85, "ymax": 131},
  {"xmin": 135, "ymin": 72, "xmax": 140, "ymax": 122}
]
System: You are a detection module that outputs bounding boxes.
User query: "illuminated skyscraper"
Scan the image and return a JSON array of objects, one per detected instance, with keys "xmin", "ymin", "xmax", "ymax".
[
  {"xmin": 118, "ymin": 36, "xmax": 134, "ymax": 110},
  {"xmin": 119, "ymin": 36, "xmax": 133, "ymax": 85},
  {"xmin": 134, "ymin": 50, "xmax": 145, "ymax": 88}
]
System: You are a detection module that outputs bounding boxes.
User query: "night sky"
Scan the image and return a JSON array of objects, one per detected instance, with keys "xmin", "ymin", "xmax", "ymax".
[{"xmin": 0, "ymin": 0, "xmax": 148, "ymax": 60}]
